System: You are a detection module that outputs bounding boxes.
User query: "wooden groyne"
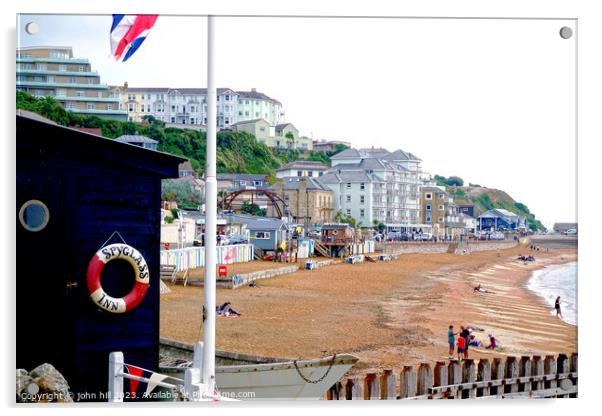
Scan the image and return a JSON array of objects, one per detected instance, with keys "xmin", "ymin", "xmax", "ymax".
[{"xmin": 326, "ymin": 353, "xmax": 577, "ymax": 400}]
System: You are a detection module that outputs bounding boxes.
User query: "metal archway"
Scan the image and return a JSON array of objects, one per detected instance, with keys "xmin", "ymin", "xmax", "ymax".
[{"xmin": 219, "ymin": 189, "xmax": 288, "ymax": 218}]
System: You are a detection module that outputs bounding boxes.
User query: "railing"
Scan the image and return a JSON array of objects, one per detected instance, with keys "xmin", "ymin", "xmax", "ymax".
[
  {"xmin": 325, "ymin": 353, "xmax": 577, "ymax": 400},
  {"xmin": 108, "ymin": 346, "xmax": 238, "ymax": 402}
]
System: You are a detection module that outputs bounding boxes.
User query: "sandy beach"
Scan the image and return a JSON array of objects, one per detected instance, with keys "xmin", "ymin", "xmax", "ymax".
[{"xmin": 160, "ymin": 237, "xmax": 577, "ymax": 375}]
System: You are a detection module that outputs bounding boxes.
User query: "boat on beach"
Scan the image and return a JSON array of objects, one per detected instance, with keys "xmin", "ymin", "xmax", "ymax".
[{"xmin": 160, "ymin": 354, "xmax": 358, "ymax": 400}]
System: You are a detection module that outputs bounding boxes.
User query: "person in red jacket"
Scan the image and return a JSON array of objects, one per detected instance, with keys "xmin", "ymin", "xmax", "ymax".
[{"xmin": 457, "ymin": 336, "xmax": 466, "ymax": 361}]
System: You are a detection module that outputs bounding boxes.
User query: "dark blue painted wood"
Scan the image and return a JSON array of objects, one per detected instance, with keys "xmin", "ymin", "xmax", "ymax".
[{"xmin": 17, "ymin": 115, "xmax": 184, "ymax": 401}]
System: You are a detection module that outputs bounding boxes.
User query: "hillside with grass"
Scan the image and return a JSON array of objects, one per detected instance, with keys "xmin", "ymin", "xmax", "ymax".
[
  {"xmin": 434, "ymin": 175, "xmax": 544, "ymax": 231},
  {"xmin": 16, "ymin": 91, "xmax": 344, "ymax": 179}
]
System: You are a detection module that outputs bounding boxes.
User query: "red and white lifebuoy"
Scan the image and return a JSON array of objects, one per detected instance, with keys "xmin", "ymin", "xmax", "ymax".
[{"xmin": 86, "ymin": 243, "xmax": 150, "ymax": 313}]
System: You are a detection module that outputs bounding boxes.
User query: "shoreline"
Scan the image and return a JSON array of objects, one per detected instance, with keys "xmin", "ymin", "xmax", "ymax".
[{"xmin": 160, "ymin": 239, "xmax": 577, "ymax": 375}]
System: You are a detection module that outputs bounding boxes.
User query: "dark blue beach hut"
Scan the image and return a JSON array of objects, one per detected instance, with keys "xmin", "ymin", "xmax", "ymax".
[{"xmin": 16, "ymin": 113, "xmax": 184, "ymax": 401}]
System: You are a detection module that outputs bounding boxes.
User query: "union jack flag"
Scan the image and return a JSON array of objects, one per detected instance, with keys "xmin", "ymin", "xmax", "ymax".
[{"xmin": 110, "ymin": 14, "xmax": 159, "ymax": 62}]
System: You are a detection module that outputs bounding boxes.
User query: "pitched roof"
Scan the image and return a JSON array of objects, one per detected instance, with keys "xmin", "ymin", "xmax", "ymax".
[
  {"xmin": 246, "ymin": 217, "xmax": 287, "ymax": 230},
  {"xmin": 276, "ymin": 160, "xmax": 329, "ymax": 171},
  {"xmin": 318, "ymin": 171, "xmax": 378, "ymax": 184},
  {"xmin": 237, "ymin": 90, "xmax": 280, "ymax": 103},
  {"xmin": 330, "ymin": 148, "xmax": 362, "ymax": 159},
  {"xmin": 119, "ymin": 87, "xmax": 237, "ymax": 95},
  {"xmin": 275, "ymin": 123, "xmax": 297, "ymax": 131},
  {"xmin": 272, "ymin": 177, "xmax": 332, "ymax": 191},
  {"xmin": 231, "ymin": 118, "xmax": 269, "ymax": 127},
  {"xmin": 216, "ymin": 173, "xmax": 268, "ymax": 182}
]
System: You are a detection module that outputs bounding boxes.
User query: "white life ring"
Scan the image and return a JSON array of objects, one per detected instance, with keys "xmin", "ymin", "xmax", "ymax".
[{"xmin": 86, "ymin": 243, "xmax": 150, "ymax": 313}]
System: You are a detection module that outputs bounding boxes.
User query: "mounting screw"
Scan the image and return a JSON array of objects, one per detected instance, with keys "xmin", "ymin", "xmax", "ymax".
[
  {"xmin": 559, "ymin": 26, "xmax": 573, "ymax": 39},
  {"xmin": 25, "ymin": 22, "xmax": 39, "ymax": 35}
]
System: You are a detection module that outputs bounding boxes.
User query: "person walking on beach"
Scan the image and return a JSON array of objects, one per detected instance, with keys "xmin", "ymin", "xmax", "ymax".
[
  {"xmin": 447, "ymin": 325, "xmax": 457, "ymax": 359},
  {"xmin": 555, "ymin": 296, "xmax": 563, "ymax": 319}
]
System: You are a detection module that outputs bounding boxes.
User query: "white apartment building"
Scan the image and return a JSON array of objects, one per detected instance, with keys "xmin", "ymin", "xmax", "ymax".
[
  {"xmin": 110, "ymin": 84, "xmax": 284, "ymax": 129},
  {"xmin": 319, "ymin": 148, "xmax": 424, "ymax": 226},
  {"xmin": 275, "ymin": 160, "xmax": 329, "ymax": 179}
]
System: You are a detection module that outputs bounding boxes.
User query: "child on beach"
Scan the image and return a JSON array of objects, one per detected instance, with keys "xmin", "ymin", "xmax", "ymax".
[
  {"xmin": 447, "ymin": 325, "xmax": 457, "ymax": 359},
  {"xmin": 555, "ymin": 296, "xmax": 563, "ymax": 319},
  {"xmin": 457, "ymin": 336, "xmax": 466, "ymax": 361}
]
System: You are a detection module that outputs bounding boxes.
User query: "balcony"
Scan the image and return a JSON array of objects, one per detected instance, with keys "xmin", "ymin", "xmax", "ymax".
[
  {"xmin": 17, "ymin": 69, "xmax": 99, "ymax": 77},
  {"xmin": 17, "ymin": 80, "xmax": 109, "ymax": 90}
]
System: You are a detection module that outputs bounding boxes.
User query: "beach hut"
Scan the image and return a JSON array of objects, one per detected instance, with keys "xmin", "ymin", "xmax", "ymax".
[
  {"xmin": 247, "ymin": 217, "xmax": 289, "ymax": 253},
  {"xmin": 320, "ymin": 223, "xmax": 353, "ymax": 244},
  {"xmin": 16, "ymin": 114, "xmax": 184, "ymax": 400}
]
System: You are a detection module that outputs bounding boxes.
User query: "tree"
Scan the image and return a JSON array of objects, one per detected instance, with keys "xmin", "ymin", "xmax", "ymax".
[
  {"xmin": 334, "ymin": 210, "xmax": 357, "ymax": 228},
  {"xmin": 241, "ymin": 201, "xmax": 266, "ymax": 217},
  {"xmin": 285, "ymin": 131, "xmax": 295, "ymax": 150},
  {"xmin": 161, "ymin": 179, "xmax": 202, "ymax": 206}
]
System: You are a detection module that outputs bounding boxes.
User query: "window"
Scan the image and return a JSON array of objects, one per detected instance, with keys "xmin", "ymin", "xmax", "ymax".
[
  {"xmin": 308, "ymin": 171, "xmax": 313, "ymax": 177},
  {"xmin": 438, "ymin": 217, "xmax": 444, "ymax": 223},
  {"xmin": 255, "ymin": 112, "xmax": 259, "ymax": 117},
  {"xmin": 37, "ymin": 63, "xmax": 47, "ymax": 70},
  {"xmin": 426, "ymin": 216, "xmax": 432, "ymax": 223},
  {"xmin": 107, "ymin": 104, "xmax": 113, "ymax": 110},
  {"xmin": 171, "ymin": 105, "xmax": 176, "ymax": 112},
  {"xmin": 128, "ymin": 104, "xmax": 135, "ymax": 112},
  {"xmin": 346, "ymin": 183, "xmax": 351, "ymax": 189},
  {"xmin": 346, "ymin": 209, "xmax": 351, "ymax": 215},
  {"xmin": 360, "ymin": 183, "xmax": 365, "ymax": 190},
  {"xmin": 78, "ymin": 65, "xmax": 84, "ymax": 72},
  {"xmin": 360, "ymin": 195, "xmax": 365, "ymax": 204},
  {"xmin": 59, "ymin": 64, "xmax": 67, "ymax": 72},
  {"xmin": 425, "ymin": 193, "xmax": 432, "ymax": 200},
  {"xmin": 86, "ymin": 103, "xmax": 95, "ymax": 110},
  {"xmin": 19, "ymin": 200, "xmax": 50, "ymax": 232},
  {"xmin": 171, "ymin": 117, "xmax": 176, "ymax": 123},
  {"xmin": 69, "ymin": 76, "xmax": 76, "ymax": 83},
  {"xmin": 346, "ymin": 195, "xmax": 351, "ymax": 203},
  {"xmin": 360, "ymin": 209, "xmax": 365, "ymax": 217},
  {"xmin": 426, "ymin": 204, "xmax": 431, "ymax": 210},
  {"xmin": 438, "ymin": 205, "xmax": 444, "ymax": 211},
  {"xmin": 245, "ymin": 111, "xmax": 249, "ymax": 116},
  {"xmin": 225, "ymin": 95, "xmax": 230, "ymax": 101},
  {"xmin": 284, "ymin": 194, "xmax": 289, "ymax": 201},
  {"xmin": 65, "ymin": 102, "xmax": 75, "ymax": 109},
  {"xmin": 296, "ymin": 170, "xmax": 302, "ymax": 177},
  {"xmin": 253, "ymin": 180, "xmax": 262, "ymax": 186},
  {"xmin": 238, "ymin": 111, "xmax": 243, "ymax": 116},
  {"xmin": 255, "ymin": 232, "xmax": 270, "ymax": 239}
]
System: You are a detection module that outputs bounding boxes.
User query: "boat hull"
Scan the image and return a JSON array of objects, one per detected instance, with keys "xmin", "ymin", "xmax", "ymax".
[{"xmin": 161, "ymin": 354, "xmax": 358, "ymax": 400}]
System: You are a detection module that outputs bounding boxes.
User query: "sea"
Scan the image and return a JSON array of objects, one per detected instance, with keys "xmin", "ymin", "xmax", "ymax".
[{"xmin": 527, "ymin": 262, "xmax": 577, "ymax": 326}]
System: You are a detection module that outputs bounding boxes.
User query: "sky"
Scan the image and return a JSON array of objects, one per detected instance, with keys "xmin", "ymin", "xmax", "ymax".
[{"xmin": 17, "ymin": 14, "xmax": 576, "ymax": 228}]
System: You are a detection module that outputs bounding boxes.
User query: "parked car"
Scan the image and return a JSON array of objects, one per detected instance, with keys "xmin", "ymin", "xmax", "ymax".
[
  {"xmin": 415, "ymin": 232, "xmax": 432, "ymax": 241},
  {"xmin": 228, "ymin": 234, "xmax": 249, "ymax": 245}
]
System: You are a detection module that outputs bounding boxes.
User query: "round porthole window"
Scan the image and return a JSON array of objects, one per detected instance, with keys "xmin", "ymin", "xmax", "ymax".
[{"xmin": 19, "ymin": 200, "xmax": 50, "ymax": 232}]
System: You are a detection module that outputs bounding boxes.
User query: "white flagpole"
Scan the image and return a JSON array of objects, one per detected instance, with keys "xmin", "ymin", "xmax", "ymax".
[{"xmin": 202, "ymin": 14, "xmax": 217, "ymax": 392}]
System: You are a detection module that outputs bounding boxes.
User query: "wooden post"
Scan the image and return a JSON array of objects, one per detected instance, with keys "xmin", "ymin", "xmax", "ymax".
[
  {"xmin": 364, "ymin": 373, "xmax": 379, "ymax": 400},
  {"xmin": 570, "ymin": 353, "xmax": 578, "ymax": 372},
  {"xmin": 448, "ymin": 361, "xmax": 462, "ymax": 399},
  {"xmin": 491, "ymin": 357, "xmax": 504, "ymax": 397},
  {"xmin": 544, "ymin": 355, "xmax": 558, "ymax": 396},
  {"xmin": 434, "ymin": 361, "xmax": 448, "ymax": 389},
  {"xmin": 380, "ymin": 369, "xmax": 397, "ymax": 400},
  {"xmin": 557, "ymin": 354, "xmax": 570, "ymax": 398},
  {"xmin": 400, "ymin": 366, "xmax": 417, "ymax": 398},
  {"xmin": 532, "ymin": 356, "xmax": 544, "ymax": 392},
  {"xmin": 351, "ymin": 377, "xmax": 364, "ymax": 400},
  {"xmin": 345, "ymin": 378, "xmax": 354, "ymax": 400},
  {"xmin": 570, "ymin": 353, "xmax": 578, "ymax": 398},
  {"xmin": 416, "ymin": 363, "xmax": 434, "ymax": 396},
  {"xmin": 462, "ymin": 359, "xmax": 477, "ymax": 398},
  {"xmin": 505, "ymin": 356, "xmax": 519, "ymax": 394},
  {"xmin": 520, "ymin": 356, "xmax": 532, "ymax": 393},
  {"xmin": 478, "ymin": 359, "xmax": 491, "ymax": 397}
]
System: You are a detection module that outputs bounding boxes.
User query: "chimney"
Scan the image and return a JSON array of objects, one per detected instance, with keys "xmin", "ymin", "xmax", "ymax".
[{"xmin": 124, "ymin": 81, "xmax": 129, "ymax": 89}]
